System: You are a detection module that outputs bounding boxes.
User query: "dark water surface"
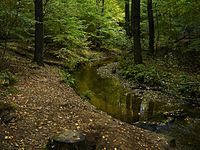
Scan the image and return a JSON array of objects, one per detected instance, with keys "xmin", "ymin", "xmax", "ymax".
[{"xmin": 73, "ymin": 62, "xmax": 200, "ymax": 150}]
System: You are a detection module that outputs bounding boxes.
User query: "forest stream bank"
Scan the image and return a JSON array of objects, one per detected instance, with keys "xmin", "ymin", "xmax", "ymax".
[
  {"xmin": 0, "ymin": 52, "xmax": 171, "ymax": 149},
  {"xmin": 80, "ymin": 61, "xmax": 200, "ymax": 150}
]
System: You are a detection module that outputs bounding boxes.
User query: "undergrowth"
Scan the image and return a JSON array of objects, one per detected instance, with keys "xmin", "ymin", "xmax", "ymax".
[
  {"xmin": 0, "ymin": 69, "xmax": 18, "ymax": 97},
  {"xmin": 59, "ymin": 69, "xmax": 75, "ymax": 86},
  {"xmin": 0, "ymin": 70, "xmax": 17, "ymax": 87},
  {"xmin": 80, "ymin": 90, "xmax": 94, "ymax": 101},
  {"xmin": 175, "ymin": 75, "xmax": 200, "ymax": 98},
  {"xmin": 120, "ymin": 53, "xmax": 200, "ymax": 99},
  {"xmin": 120, "ymin": 64, "xmax": 164, "ymax": 87}
]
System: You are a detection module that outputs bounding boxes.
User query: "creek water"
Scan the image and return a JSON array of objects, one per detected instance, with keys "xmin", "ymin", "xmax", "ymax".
[{"xmin": 73, "ymin": 61, "xmax": 200, "ymax": 150}]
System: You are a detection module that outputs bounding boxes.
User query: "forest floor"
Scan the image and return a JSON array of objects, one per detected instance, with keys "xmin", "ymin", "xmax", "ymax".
[{"xmin": 0, "ymin": 51, "xmax": 171, "ymax": 150}]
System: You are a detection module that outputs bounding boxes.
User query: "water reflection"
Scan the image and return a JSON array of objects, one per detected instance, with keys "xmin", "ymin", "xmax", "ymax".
[
  {"xmin": 126, "ymin": 93, "xmax": 132, "ymax": 122},
  {"xmin": 124, "ymin": 93, "xmax": 157, "ymax": 123},
  {"xmin": 73, "ymin": 63, "xmax": 200, "ymax": 150},
  {"xmin": 131, "ymin": 95, "xmax": 141, "ymax": 122},
  {"xmin": 73, "ymin": 64, "xmax": 163, "ymax": 123}
]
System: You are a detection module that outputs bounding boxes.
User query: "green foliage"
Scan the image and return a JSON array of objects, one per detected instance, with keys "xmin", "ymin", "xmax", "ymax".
[
  {"xmin": 0, "ymin": 87, "xmax": 18, "ymax": 97},
  {"xmin": 0, "ymin": 70, "xmax": 18, "ymax": 97},
  {"xmin": 176, "ymin": 75, "xmax": 200, "ymax": 98},
  {"xmin": 137, "ymin": 0, "xmax": 200, "ymax": 55},
  {"xmin": 60, "ymin": 70, "xmax": 75, "ymax": 86},
  {"xmin": 57, "ymin": 48, "xmax": 89, "ymax": 69},
  {"xmin": 188, "ymin": 39, "xmax": 200, "ymax": 52},
  {"xmin": 0, "ymin": 71, "xmax": 17, "ymax": 87},
  {"xmin": 0, "ymin": 0, "xmax": 19, "ymax": 37},
  {"xmin": 0, "ymin": 0, "xmax": 34, "ymax": 41},
  {"xmin": 0, "ymin": 0, "xmax": 125, "ymax": 52},
  {"xmin": 44, "ymin": 0, "xmax": 125, "ymax": 51},
  {"xmin": 120, "ymin": 64, "xmax": 163, "ymax": 87},
  {"xmin": 80, "ymin": 90, "xmax": 94, "ymax": 101},
  {"xmin": 83, "ymin": 0, "xmax": 125, "ymax": 49},
  {"xmin": 120, "ymin": 54, "xmax": 200, "ymax": 98},
  {"xmin": 45, "ymin": 0, "xmax": 89, "ymax": 50}
]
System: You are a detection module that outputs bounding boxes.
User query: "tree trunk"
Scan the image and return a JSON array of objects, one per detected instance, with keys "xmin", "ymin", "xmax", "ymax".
[
  {"xmin": 125, "ymin": 0, "xmax": 131, "ymax": 36},
  {"xmin": 130, "ymin": 0, "xmax": 134, "ymax": 36},
  {"xmin": 101, "ymin": 0, "xmax": 105, "ymax": 15},
  {"xmin": 147, "ymin": 0, "xmax": 155, "ymax": 55},
  {"xmin": 34, "ymin": 0, "xmax": 44, "ymax": 66},
  {"xmin": 132, "ymin": 0, "xmax": 143, "ymax": 64},
  {"xmin": 96, "ymin": 0, "xmax": 99, "ymax": 12},
  {"xmin": 155, "ymin": 3, "xmax": 159, "ymax": 55}
]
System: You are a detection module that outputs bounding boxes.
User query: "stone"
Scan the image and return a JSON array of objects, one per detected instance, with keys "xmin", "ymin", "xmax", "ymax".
[{"xmin": 47, "ymin": 130, "xmax": 86, "ymax": 150}]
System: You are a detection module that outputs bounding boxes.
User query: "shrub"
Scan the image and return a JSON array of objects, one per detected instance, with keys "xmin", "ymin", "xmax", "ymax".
[
  {"xmin": 80, "ymin": 90, "xmax": 93, "ymax": 101},
  {"xmin": 120, "ymin": 64, "xmax": 163, "ymax": 87},
  {"xmin": 177, "ymin": 75, "xmax": 200, "ymax": 98},
  {"xmin": 59, "ymin": 70, "xmax": 75, "ymax": 86},
  {"xmin": 0, "ymin": 71, "xmax": 17, "ymax": 87},
  {"xmin": 57, "ymin": 48, "xmax": 88, "ymax": 70}
]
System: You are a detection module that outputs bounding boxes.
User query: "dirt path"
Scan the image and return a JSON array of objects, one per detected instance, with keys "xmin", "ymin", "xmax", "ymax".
[{"xmin": 0, "ymin": 56, "xmax": 170, "ymax": 149}]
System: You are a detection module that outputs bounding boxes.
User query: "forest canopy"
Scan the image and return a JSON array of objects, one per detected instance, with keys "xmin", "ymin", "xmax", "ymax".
[{"xmin": 0, "ymin": 0, "xmax": 199, "ymax": 55}]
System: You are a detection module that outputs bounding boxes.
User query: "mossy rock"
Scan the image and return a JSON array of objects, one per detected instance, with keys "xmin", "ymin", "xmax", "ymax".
[{"xmin": 47, "ymin": 130, "xmax": 86, "ymax": 150}]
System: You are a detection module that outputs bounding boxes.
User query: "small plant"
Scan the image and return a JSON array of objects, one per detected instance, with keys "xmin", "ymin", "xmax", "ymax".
[
  {"xmin": 60, "ymin": 69, "xmax": 75, "ymax": 85},
  {"xmin": 177, "ymin": 75, "xmax": 200, "ymax": 98},
  {"xmin": 0, "ymin": 87, "xmax": 19, "ymax": 97},
  {"xmin": 57, "ymin": 48, "xmax": 89, "ymax": 70},
  {"xmin": 80, "ymin": 90, "xmax": 93, "ymax": 101},
  {"xmin": 0, "ymin": 71, "xmax": 17, "ymax": 87},
  {"xmin": 120, "ymin": 64, "xmax": 163, "ymax": 87}
]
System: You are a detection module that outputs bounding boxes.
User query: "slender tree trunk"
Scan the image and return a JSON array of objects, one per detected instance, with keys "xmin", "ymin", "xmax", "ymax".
[
  {"xmin": 101, "ymin": 0, "xmax": 105, "ymax": 15},
  {"xmin": 132, "ymin": 0, "xmax": 142, "ymax": 64},
  {"xmin": 34, "ymin": 0, "xmax": 44, "ymax": 66},
  {"xmin": 125, "ymin": 0, "xmax": 131, "ymax": 36},
  {"xmin": 96, "ymin": 0, "xmax": 99, "ymax": 12},
  {"xmin": 155, "ymin": 3, "xmax": 159, "ymax": 55},
  {"xmin": 130, "ymin": 0, "xmax": 134, "ymax": 36},
  {"xmin": 147, "ymin": 0, "xmax": 155, "ymax": 55}
]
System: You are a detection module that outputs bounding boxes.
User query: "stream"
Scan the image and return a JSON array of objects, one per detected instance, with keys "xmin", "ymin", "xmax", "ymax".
[{"xmin": 73, "ymin": 61, "xmax": 200, "ymax": 150}]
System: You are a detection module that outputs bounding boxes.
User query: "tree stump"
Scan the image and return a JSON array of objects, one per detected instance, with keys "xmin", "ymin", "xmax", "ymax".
[{"xmin": 47, "ymin": 130, "xmax": 86, "ymax": 150}]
